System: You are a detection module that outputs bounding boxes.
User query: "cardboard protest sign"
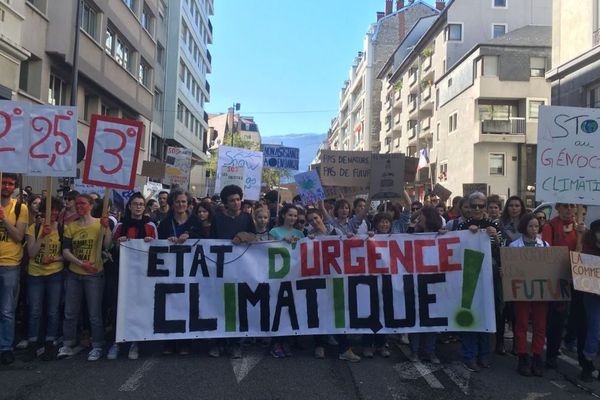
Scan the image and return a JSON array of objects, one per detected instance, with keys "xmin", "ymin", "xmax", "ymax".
[
  {"xmin": 143, "ymin": 181, "xmax": 165, "ymax": 200},
  {"xmin": 218, "ymin": 166, "xmax": 245, "ymax": 192},
  {"xmin": 370, "ymin": 153, "xmax": 405, "ymax": 200},
  {"xmin": 323, "ymin": 186, "xmax": 367, "ymax": 199},
  {"xmin": 294, "ymin": 170, "xmax": 325, "ymax": 205},
  {"xmin": 28, "ymin": 105, "xmax": 77, "ymax": 177},
  {"xmin": 261, "ymin": 144, "xmax": 299, "ymax": 170},
  {"xmin": 83, "ymin": 115, "xmax": 144, "ymax": 190},
  {"xmin": 164, "ymin": 147, "xmax": 192, "ymax": 188},
  {"xmin": 0, "ymin": 101, "xmax": 29, "ymax": 173},
  {"xmin": 116, "ymin": 231, "xmax": 495, "ymax": 341},
  {"xmin": 320, "ymin": 150, "xmax": 370, "ymax": 187},
  {"xmin": 215, "ymin": 146, "xmax": 263, "ymax": 201},
  {"xmin": 536, "ymin": 105, "xmax": 600, "ymax": 205},
  {"xmin": 570, "ymin": 251, "xmax": 600, "ymax": 295},
  {"xmin": 463, "ymin": 183, "xmax": 488, "ymax": 197},
  {"xmin": 74, "ymin": 178, "xmax": 103, "ymax": 195},
  {"xmin": 500, "ymin": 247, "xmax": 571, "ymax": 301},
  {"xmin": 141, "ymin": 160, "xmax": 166, "ymax": 180},
  {"xmin": 432, "ymin": 183, "xmax": 452, "ymax": 202}
]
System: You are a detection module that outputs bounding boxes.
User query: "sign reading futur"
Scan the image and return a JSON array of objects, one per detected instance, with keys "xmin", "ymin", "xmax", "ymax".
[{"xmin": 261, "ymin": 144, "xmax": 300, "ymax": 170}]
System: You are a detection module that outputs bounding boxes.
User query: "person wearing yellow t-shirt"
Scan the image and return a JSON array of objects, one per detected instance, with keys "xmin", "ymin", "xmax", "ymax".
[
  {"xmin": 58, "ymin": 194, "xmax": 112, "ymax": 362},
  {"xmin": 0, "ymin": 173, "xmax": 28, "ymax": 365},
  {"xmin": 24, "ymin": 197, "xmax": 64, "ymax": 361}
]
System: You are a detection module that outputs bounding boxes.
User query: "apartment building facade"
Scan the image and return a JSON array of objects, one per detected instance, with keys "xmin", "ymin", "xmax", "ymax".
[
  {"xmin": 207, "ymin": 110, "xmax": 262, "ymax": 151},
  {"xmin": 329, "ymin": 0, "xmax": 439, "ymax": 153},
  {"xmin": 547, "ymin": 0, "xmax": 600, "ymax": 109},
  {"xmin": 163, "ymin": 0, "xmax": 213, "ymax": 195},
  {"xmin": 379, "ymin": 0, "xmax": 551, "ymax": 203},
  {"xmin": 1, "ymin": 0, "xmax": 160, "ymax": 189}
]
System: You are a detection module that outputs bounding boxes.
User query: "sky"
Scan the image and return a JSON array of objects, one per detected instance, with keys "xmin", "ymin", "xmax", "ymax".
[{"xmin": 207, "ymin": 0, "xmax": 435, "ymax": 137}]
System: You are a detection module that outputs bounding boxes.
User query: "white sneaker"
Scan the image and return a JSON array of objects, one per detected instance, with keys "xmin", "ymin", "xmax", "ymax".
[
  {"xmin": 128, "ymin": 343, "xmax": 139, "ymax": 360},
  {"xmin": 107, "ymin": 343, "xmax": 119, "ymax": 360},
  {"xmin": 16, "ymin": 339, "xmax": 29, "ymax": 349},
  {"xmin": 57, "ymin": 346, "xmax": 74, "ymax": 359},
  {"xmin": 88, "ymin": 347, "xmax": 103, "ymax": 361},
  {"xmin": 339, "ymin": 349, "xmax": 361, "ymax": 362}
]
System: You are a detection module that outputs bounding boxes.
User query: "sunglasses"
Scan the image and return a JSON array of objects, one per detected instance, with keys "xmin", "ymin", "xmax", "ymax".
[{"xmin": 470, "ymin": 204, "xmax": 486, "ymax": 209}]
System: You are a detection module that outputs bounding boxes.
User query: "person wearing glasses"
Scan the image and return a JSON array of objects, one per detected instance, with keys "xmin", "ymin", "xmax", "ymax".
[
  {"xmin": 411, "ymin": 201, "xmax": 423, "ymax": 212},
  {"xmin": 458, "ymin": 192, "xmax": 503, "ymax": 372},
  {"xmin": 58, "ymin": 190, "xmax": 80, "ymax": 225},
  {"xmin": 106, "ymin": 193, "xmax": 157, "ymax": 361},
  {"xmin": 542, "ymin": 203, "xmax": 586, "ymax": 370},
  {"xmin": 534, "ymin": 211, "xmax": 547, "ymax": 231}
]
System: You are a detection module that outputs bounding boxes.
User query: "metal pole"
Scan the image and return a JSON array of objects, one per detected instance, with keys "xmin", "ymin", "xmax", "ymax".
[
  {"xmin": 70, "ymin": 0, "xmax": 82, "ymax": 107},
  {"xmin": 230, "ymin": 103, "xmax": 235, "ymax": 146}
]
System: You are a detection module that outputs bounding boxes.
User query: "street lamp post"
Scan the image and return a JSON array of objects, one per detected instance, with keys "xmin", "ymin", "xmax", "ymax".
[{"xmin": 230, "ymin": 102, "xmax": 240, "ymax": 146}]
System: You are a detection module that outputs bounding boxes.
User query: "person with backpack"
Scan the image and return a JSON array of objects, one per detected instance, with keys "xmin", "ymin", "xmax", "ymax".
[
  {"xmin": 0, "ymin": 173, "xmax": 28, "ymax": 365},
  {"xmin": 23, "ymin": 197, "xmax": 64, "ymax": 361}
]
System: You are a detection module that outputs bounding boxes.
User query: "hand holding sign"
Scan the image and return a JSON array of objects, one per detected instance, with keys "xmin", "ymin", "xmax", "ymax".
[{"xmin": 83, "ymin": 115, "xmax": 143, "ymax": 190}]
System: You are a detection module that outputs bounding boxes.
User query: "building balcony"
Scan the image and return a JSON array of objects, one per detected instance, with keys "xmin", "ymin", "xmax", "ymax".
[
  {"xmin": 207, "ymin": 19, "xmax": 213, "ymax": 44},
  {"xmin": 478, "ymin": 118, "xmax": 526, "ymax": 143},
  {"xmin": 408, "ymin": 98, "xmax": 417, "ymax": 113},
  {"xmin": 393, "ymin": 98, "xmax": 402, "ymax": 111},
  {"xmin": 594, "ymin": 29, "xmax": 600, "ymax": 47},
  {"xmin": 420, "ymin": 86, "xmax": 433, "ymax": 110},
  {"xmin": 409, "ymin": 70, "xmax": 418, "ymax": 90}
]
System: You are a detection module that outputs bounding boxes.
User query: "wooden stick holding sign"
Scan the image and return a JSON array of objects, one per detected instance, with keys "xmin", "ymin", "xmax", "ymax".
[
  {"xmin": 576, "ymin": 205, "xmax": 585, "ymax": 252},
  {"xmin": 43, "ymin": 176, "xmax": 52, "ymax": 245},
  {"xmin": 83, "ymin": 114, "xmax": 144, "ymax": 270}
]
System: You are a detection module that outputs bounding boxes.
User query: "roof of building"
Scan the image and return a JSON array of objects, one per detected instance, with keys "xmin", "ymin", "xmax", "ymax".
[
  {"xmin": 484, "ymin": 25, "xmax": 551, "ymax": 47},
  {"xmin": 372, "ymin": 0, "xmax": 439, "ymax": 40}
]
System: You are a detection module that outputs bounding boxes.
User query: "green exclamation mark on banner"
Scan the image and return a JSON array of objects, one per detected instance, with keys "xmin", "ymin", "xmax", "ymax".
[
  {"xmin": 224, "ymin": 283, "xmax": 237, "ymax": 332},
  {"xmin": 455, "ymin": 249, "xmax": 485, "ymax": 328}
]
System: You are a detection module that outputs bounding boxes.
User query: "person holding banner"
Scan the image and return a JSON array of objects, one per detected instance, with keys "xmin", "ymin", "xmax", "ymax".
[
  {"xmin": 58, "ymin": 194, "xmax": 112, "ymax": 362},
  {"xmin": 156, "ymin": 188, "xmax": 203, "ymax": 356},
  {"xmin": 306, "ymin": 208, "xmax": 361, "ymax": 362},
  {"xmin": 321, "ymin": 199, "xmax": 367, "ymax": 236},
  {"xmin": 209, "ymin": 185, "xmax": 256, "ymax": 359},
  {"xmin": 579, "ymin": 220, "xmax": 600, "ymax": 381},
  {"xmin": 509, "ymin": 213, "xmax": 550, "ymax": 377},
  {"xmin": 106, "ymin": 193, "xmax": 157, "ymax": 361},
  {"xmin": 23, "ymin": 197, "xmax": 64, "ymax": 361},
  {"xmin": 458, "ymin": 192, "xmax": 503, "ymax": 372},
  {"xmin": 268, "ymin": 204, "xmax": 305, "ymax": 358},
  {"xmin": 0, "ymin": 173, "xmax": 28, "ymax": 365}
]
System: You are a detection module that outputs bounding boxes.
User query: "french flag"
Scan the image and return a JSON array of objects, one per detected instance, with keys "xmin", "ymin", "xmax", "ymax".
[{"xmin": 417, "ymin": 148, "xmax": 429, "ymax": 171}]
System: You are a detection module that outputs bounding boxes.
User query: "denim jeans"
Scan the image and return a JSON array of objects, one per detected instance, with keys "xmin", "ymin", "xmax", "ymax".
[
  {"xmin": 63, "ymin": 270, "xmax": 105, "ymax": 349},
  {"xmin": 27, "ymin": 271, "xmax": 64, "ymax": 342},
  {"xmin": 461, "ymin": 332, "xmax": 491, "ymax": 361},
  {"xmin": 409, "ymin": 333, "xmax": 437, "ymax": 355},
  {"xmin": 0, "ymin": 266, "xmax": 20, "ymax": 351},
  {"xmin": 583, "ymin": 293, "xmax": 600, "ymax": 359}
]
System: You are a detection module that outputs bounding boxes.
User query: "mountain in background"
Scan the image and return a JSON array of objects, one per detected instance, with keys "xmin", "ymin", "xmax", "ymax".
[{"xmin": 261, "ymin": 133, "xmax": 327, "ymax": 172}]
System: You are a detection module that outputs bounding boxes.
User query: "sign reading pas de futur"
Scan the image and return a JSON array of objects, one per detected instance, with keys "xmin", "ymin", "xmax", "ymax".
[
  {"xmin": 116, "ymin": 231, "xmax": 496, "ymax": 342},
  {"xmin": 320, "ymin": 150, "xmax": 371, "ymax": 187}
]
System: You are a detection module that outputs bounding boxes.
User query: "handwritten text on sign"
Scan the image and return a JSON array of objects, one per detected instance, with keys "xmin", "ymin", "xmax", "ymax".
[
  {"xmin": 571, "ymin": 251, "xmax": 600, "ymax": 296},
  {"xmin": 500, "ymin": 246, "xmax": 571, "ymax": 301},
  {"xmin": 83, "ymin": 114, "xmax": 143, "ymax": 190},
  {"xmin": 215, "ymin": 145, "xmax": 263, "ymax": 201},
  {"xmin": 261, "ymin": 144, "xmax": 300, "ymax": 170},
  {"xmin": 0, "ymin": 101, "xmax": 77, "ymax": 176},
  {"xmin": 115, "ymin": 231, "xmax": 496, "ymax": 342},
  {"xmin": 320, "ymin": 150, "xmax": 370, "ymax": 187},
  {"xmin": 536, "ymin": 105, "xmax": 600, "ymax": 205}
]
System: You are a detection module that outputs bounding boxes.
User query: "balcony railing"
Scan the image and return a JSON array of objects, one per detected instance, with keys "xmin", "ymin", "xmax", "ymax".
[
  {"xmin": 481, "ymin": 117, "xmax": 526, "ymax": 135},
  {"xmin": 594, "ymin": 29, "xmax": 600, "ymax": 47}
]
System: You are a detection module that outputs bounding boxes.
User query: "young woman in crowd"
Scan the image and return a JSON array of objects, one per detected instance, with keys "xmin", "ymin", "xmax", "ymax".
[
  {"xmin": 363, "ymin": 212, "xmax": 393, "ymax": 359},
  {"xmin": 194, "ymin": 200, "xmax": 214, "ymax": 238},
  {"xmin": 408, "ymin": 206, "xmax": 443, "ymax": 364},
  {"xmin": 58, "ymin": 194, "xmax": 112, "ymax": 361},
  {"xmin": 269, "ymin": 204, "xmax": 304, "ymax": 358},
  {"xmin": 24, "ymin": 197, "xmax": 64, "ymax": 361},
  {"xmin": 580, "ymin": 220, "xmax": 600, "ymax": 381},
  {"xmin": 107, "ymin": 193, "xmax": 157, "ymax": 360},
  {"xmin": 487, "ymin": 195, "xmax": 502, "ymax": 223},
  {"xmin": 27, "ymin": 195, "xmax": 42, "ymax": 226},
  {"xmin": 509, "ymin": 213, "xmax": 549, "ymax": 377},
  {"xmin": 458, "ymin": 192, "xmax": 503, "ymax": 372},
  {"xmin": 445, "ymin": 198, "xmax": 470, "ymax": 231},
  {"xmin": 145, "ymin": 199, "xmax": 159, "ymax": 217},
  {"xmin": 321, "ymin": 199, "xmax": 367, "ymax": 236},
  {"xmin": 157, "ymin": 189, "xmax": 203, "ymax": 355},
  {"xmin": 306, "ymin": 208, "xmax": 361, "ymax": 362},
  {"xmin": 500, "ymin": 196, "xmax": 526, "ymax": 246},
  {"xmin": 254, "ymin": 207, "xmax": 270, "ymax": 241}
]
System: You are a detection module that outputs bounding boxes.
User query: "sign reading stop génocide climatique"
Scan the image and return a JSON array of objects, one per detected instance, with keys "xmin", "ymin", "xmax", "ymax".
[
  {"xmin": 536, "ymin": 105, "xmax": 600, "ymax": 205},
  {"xmin": 116, "ymin": 231, "xmax": 496, "ymax": 342},
  {"xmin": 261, "ymin": 144, "xmax": 300, "ymax": 170}
]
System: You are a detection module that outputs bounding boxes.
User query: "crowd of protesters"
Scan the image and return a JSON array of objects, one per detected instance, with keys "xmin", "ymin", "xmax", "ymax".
[{"xmin": 1, "ymin": 174, "xmax": 600, "ymax": 382}]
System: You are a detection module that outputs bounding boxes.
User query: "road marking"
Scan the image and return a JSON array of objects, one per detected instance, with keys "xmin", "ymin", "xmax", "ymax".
[
  {"xmin": 443, "ymin": 362, "xmax": 471, "ymax": 395},
  {"xmin": 549, "ymin": 381, "xmax": 566, "ymax": 389},
  {"xmin": 119, "ymin": 358, "xmax": 159, "ymax": 392},
  {"xmin": 522, "ymin": 393, "xmax": 551, "ymax": 400},
  {"xmin": 231, "ymin": 349, "xmax": 264, "ymax": 383},
  {"xmin": 395, "ymin": 345, "xmax": 444, "ymax": 389}
]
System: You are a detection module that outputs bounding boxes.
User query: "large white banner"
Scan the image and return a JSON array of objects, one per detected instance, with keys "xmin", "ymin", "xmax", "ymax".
[
  {"xmin": 214, "ymin": 146, "xmax": 263, "ymax": 201},
  {"xmin": 537, "ymin": 105, "xmax": 600, "ymax": 205},
  {"xmin": 116, "ymin": 231, "xmax": 496, "ymax": 342}
]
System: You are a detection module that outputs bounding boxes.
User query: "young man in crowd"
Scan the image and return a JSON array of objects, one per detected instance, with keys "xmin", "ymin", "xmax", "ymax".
[
  {"xmin": 263, "ymin": 190, "xmax": 279, "ymax": 229},
  {"xmin": 0, "ymin": 174, "xmax": 28, "ymax": 364},
  {"xmin": 151, "ymin": 191, "xmax": 170, "ymax": 224},
  {"xmin": 209, "ymin": 185, "xmax": 256, "ymax": 358}
]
